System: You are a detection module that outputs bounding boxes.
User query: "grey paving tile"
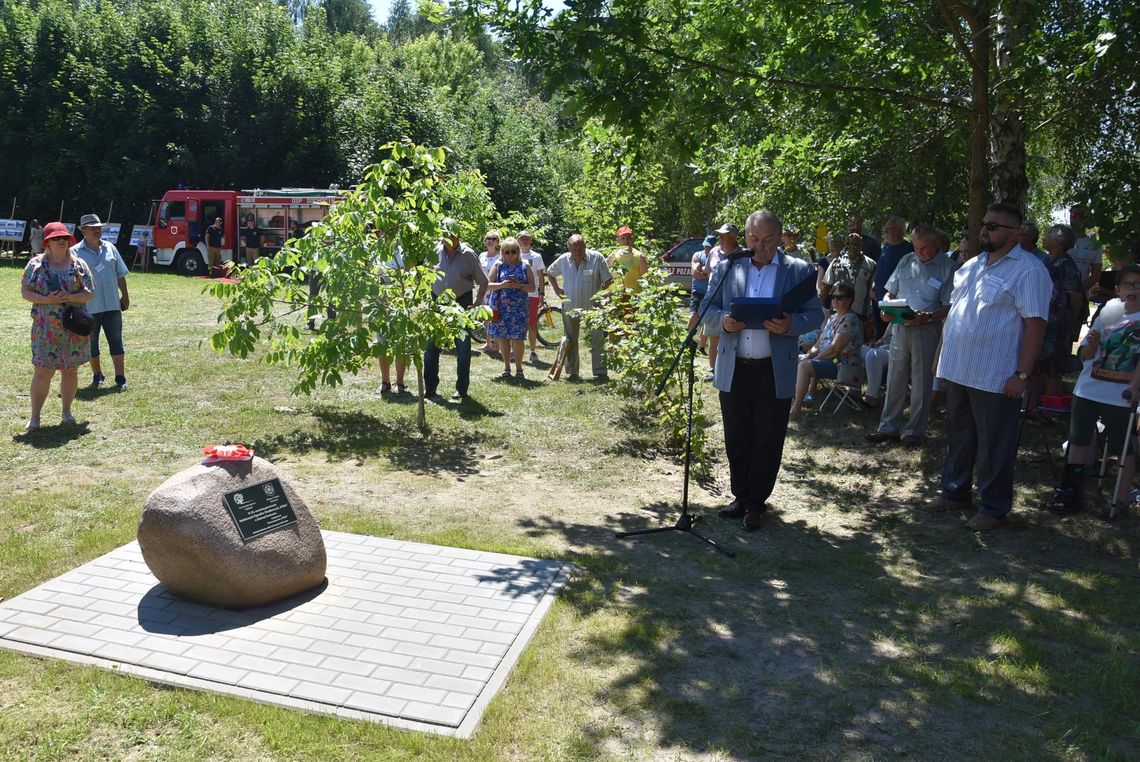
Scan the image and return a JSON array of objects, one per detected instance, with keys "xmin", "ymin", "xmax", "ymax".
[
  {"xmin": 381, "ymin": 627, "xmax": 435, "ymax": 645},
  {"xmin": 188, "ymin": 662, "xmax": 247, "ymax": 684},
  {"xmin": 308, "ymin": 640, "xmax": 363, "ymax": 659},
  {"xmin": 91, "ymin": 628, "xmax": 148, "ymax": 647},
  {"xmin": 7, "ymin": 626, "xmax": 60, "ymax": 647},
  {"xmin": 318, "ymin": 655, "xmax": 374, "ymax": 676},
  {"xmin": 388, "ymin": 682, "xmax": 447, "ymax": 704},
  {"xmin": 93, "ymin": 641, "xmax": 145, "ymax": 662},
  {"xmin": 51, "ymin": 619, "xmax": 103, "ymax": 638},
  {"xmin": 441, "ymin": 649, "xmax": 501, "ymax": 669},
  {"xmin": 409, "ymin": 657, "xmax": 465, "ymax": 677},
  {"xmin": 135, "ymin": 652, "xmax": 202, "ymax": 675},
  {"xmin": 425, "ymin": 674, "xmax": 483, "ymax": 695},
  {"xmin": 242, "ymin": 672, "xmax": 298, "ymax": 695},
  {"xmin": 369, "ymin": 665, "xmax": 430, "ymax": 685},
  {"xmin": 355, "ymin": 648, "xmax": 413, "ymax": 669},
  {"xmin": 442, "ymin": 692, "xmax": 475, "ymax": 710},
  {"xmin": 289, "ymin": 681, "xmax": 351, "ymax": 704},
  {"xmin": 0, "ymin": 622, "xmax": 17, "ymax": 638},
  {"xmin": 49, "ymin": 605, "xmax": 103, "ymax": 624},
  {"xmin": 462, "ymin": 665, "xmax": 494, "ymax": 681},
  {"xmin": 344, "ymin": 690, "xmax": 407, "ymax": 715},
  {"xmin": 182, "ymin": 644, "xmax": 238, "ymax": 666},
  {"xmin": 50, "ymin": 633, "xmax": 98, "ymax": 653},
  {"xmin": 332, "ymin": 673, "xmax": 392, "ymax": 695},
  {"xmin": 260, "ymin": 631, "xmax": 314, "ymax": 650},
  {"xmin": 4, "ymin": 611, "xmax": 56, "ymax": 628},
  {"xmin": 401, "ymin": 702, "xmax": 466, "ymax": 725},
  {"xmin": 392, "ymin": 642, "xmax": 448, "ymax": 661}
]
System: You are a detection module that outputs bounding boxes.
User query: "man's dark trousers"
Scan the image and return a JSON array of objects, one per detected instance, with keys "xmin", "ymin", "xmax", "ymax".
[
  {"xmin": 719, "ymin": 357, "xmax": 791, "ymax": 510},
  {"xmin": 424, "ymin": 291, "xmax": 474, "ymax": 396},
  {"xmin": 941, "ymin": 379, "xmax": 1020, "ymax": 517}
]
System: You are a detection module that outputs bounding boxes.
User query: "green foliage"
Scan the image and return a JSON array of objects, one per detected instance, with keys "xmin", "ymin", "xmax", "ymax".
[
  {"xmin": 582, "ymin": 267, "xmax": 707, "ymax": 468},
  {"xmin": 210, "ymin": 141, "xmax": 497, "ymax": 428}
]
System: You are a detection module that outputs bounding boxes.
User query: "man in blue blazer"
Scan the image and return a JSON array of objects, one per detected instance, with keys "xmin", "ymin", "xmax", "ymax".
[{"xmin": 703, "ymin": 211, "xmax": 824, "ymax": 530}]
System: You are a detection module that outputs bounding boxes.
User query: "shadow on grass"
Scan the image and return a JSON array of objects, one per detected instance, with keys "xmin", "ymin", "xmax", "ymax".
[
  {"xmin": 252, "ymin": 406, "xmax": 488, "ymax": 476},
  {"xmin": 518, "ymin": 471, "xmax": 1140, "ymax": 758},
  {"xmin": 12, "ymin": 421, "xmax": 93, "ymax": 449}
]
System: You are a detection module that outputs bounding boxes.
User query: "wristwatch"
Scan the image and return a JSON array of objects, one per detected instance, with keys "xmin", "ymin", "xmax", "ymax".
[{"xmin": 1014, "ymin": 370, "xmax": 1029, "ymax": 381}]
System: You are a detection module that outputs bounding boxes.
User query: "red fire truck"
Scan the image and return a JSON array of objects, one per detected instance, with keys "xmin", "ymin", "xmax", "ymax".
[{"xmin": 149, "ymin": 188, "xmax": 344, "ymax": 275}]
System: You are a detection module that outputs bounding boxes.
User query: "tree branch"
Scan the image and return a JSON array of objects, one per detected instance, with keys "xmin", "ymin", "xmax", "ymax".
[{"xmin": 593, "ymin": 29, "xmax": 971, "ymax": 113}]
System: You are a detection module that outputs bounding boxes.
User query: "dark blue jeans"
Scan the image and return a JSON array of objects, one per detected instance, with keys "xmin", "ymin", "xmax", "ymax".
[
  {"xmin": 90, "ymin": 309, "xmax": 124, "ymax": 357},
  {"xmin": 424, "ymin": 292, "xmax": 473, "ymax": 396}
]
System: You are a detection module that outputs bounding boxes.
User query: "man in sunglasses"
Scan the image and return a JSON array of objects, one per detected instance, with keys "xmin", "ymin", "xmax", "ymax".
[{"xmin": 931, "ymin": 202, "xmax": 1052, "ymax": 530}]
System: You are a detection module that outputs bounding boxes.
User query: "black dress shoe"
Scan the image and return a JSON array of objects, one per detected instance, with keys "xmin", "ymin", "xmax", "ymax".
[
  {"xmin": 742, "ymin": 509, "xmax": 764, "ymax": 531},
  {"xmin": 718, "ymin": 501, "xmax": 744, "ymax": 519}
]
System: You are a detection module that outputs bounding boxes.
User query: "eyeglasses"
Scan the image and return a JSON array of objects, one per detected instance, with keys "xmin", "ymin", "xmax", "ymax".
[
  {"xmin": 1119, "ymin": 282, "xmax": 1140, "ymax": 290},
  {"xmin": 981, "ymin": 221, "xmax": 1018, "ymax": 231},
  {"xmin": 485, "ymin": 236, "xmax": 499, "ymax": 241}
]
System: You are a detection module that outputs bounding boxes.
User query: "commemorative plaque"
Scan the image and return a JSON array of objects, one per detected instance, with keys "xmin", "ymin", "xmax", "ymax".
[{"xmin": 222, "ymin": 477, "xmax": 298, "ymax": 542}]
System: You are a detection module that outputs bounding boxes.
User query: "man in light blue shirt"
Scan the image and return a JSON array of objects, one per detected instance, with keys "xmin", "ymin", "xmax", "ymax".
[
  {"xmin": 933, "ymin": 203, "xmax": 1051, "ymax": 530},
  {"xmin": 71, "ymin": 213, "xmax": 130, "ymax": 390}
]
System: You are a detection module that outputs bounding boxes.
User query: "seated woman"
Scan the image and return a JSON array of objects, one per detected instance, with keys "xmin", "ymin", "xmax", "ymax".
[{"xmin": 790, "ymin": 282, "xmax": 864, "ymax": 419}]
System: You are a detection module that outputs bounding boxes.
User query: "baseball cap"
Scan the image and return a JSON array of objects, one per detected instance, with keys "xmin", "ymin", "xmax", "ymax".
[
  {"xmin": 518, "ymin": 230, "xmax": 533, "ymax": 240},
  {"xmin": 703, "ymin": 234, "xmax": 717, "ymax": 247},
  {"xmin": 616, "ymin": 225, "xmax": 633, "ymax": 237},
  {"xmin": 715, "ymin": 223, "xmax": 740, "ymax": 236}
]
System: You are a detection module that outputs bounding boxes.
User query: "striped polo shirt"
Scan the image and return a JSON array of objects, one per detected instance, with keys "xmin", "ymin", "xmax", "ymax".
[{"xmin": 936, "ymin": 245, "xmax": 1052, "ymax": 393}]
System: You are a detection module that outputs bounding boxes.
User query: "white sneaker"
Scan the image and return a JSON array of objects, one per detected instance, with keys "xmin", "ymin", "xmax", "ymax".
[
  {"xmin": 61, "ymin": 413, "xmax": 76, "ymax": 425},
  {"xmin": 26, "ymin": 419, "xmax": 40, "ymax": 431}
]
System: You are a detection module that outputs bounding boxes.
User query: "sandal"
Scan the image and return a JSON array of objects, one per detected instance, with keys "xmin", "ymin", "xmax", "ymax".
[
  {"xmin": 515, "ymin": 369, "xmax": 525, "ymax": 379},
  {"xmin": 377, "ymin": 381, "xmax": 392, "ymax": 395},
  {"xmin": 396, "ymin": 383, "xmax": 407, "ymax": 394},
  {"xmin": 498, "ymin": 370, "xmax": 511, "ymax": 379}
]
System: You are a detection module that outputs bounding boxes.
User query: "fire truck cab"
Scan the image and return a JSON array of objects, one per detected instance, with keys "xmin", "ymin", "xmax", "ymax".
[{"xmin": 150, "ymin": 188, "xmax": 342, "ymax": 275}]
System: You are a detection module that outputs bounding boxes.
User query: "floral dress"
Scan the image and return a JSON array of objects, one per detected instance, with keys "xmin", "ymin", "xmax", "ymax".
[
  {"xmin": 23, "ymin": 256, "xmax": 94, "ymax": 369},
  {"xmin": 820, "ymin": 311, "xmax": 864, "ymax": 369},
  {"xmin": 488, "ymin": 261, "xmax": 529, "ymax": 340}
]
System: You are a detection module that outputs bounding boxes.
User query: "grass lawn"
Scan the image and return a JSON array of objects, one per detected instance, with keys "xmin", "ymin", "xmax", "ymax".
[{"xmin": 1, "ymin": 265, "xmax": 1137, "ymax": 760}]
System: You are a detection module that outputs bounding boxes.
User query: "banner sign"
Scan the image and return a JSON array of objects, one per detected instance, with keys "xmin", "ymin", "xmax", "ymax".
[
  {"xmin": 129, "ymin": 226, "xmax": 153, "ymax": 246},
  {"xmin": 0, "ymin": 219, "xmax": 27, "ymax": 242}
]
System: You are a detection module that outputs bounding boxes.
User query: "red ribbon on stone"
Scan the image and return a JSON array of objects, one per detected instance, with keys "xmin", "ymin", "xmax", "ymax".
[{"xmin": 200, "ymin": 444, "xmax": 255, "ymax": 460}]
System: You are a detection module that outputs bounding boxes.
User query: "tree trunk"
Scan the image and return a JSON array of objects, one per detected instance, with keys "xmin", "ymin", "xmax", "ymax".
[
  {"xmin": 967, "ymin": 20, "xmax": 991, "ymax": 253},
  {"xmin": 416, "ymin": 363, "xmax": 427, "ymax": 431},
  {"xmin": 989, "ymin": 0, "xmax": 1032, "ymax": 209}
]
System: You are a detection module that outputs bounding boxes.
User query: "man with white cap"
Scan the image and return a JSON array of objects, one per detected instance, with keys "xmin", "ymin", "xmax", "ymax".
[
  {"xmin": 518, "ymin": 231, "xmax": 545, "ymax": 364},
  {"xmin": 71, "ymin": 213, "xmax": 130, "ymax": 391}
]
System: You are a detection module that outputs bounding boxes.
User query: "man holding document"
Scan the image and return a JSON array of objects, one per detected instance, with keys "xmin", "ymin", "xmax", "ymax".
[{"xmin": 704, "ymin": 211, "xmax": 824, "ymax": 530}]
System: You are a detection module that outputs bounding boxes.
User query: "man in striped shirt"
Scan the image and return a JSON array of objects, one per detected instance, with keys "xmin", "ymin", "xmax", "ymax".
[{"xmin": 933, "ymin": 202, "xmax": 1052, "ymax": 531}]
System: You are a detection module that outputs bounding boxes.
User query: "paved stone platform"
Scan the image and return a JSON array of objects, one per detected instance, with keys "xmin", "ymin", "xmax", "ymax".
[{"xmin": 0, "ymin": 531, "xmax": 571, "ymax": 737}]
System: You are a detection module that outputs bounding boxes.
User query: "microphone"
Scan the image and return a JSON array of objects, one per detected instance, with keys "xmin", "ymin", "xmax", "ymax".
[{"xmin": 726, "ymin": 248, "xmax": 752, "ymax": 262}]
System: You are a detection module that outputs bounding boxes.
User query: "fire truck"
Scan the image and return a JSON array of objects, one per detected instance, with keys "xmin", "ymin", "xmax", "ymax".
[{"xmin": 149, "ymin": 188, "xmax": 344, "ymax": 275}]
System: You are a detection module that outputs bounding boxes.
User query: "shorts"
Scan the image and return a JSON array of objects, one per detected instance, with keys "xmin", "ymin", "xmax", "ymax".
[
  {"xmin": 690, "ymin": 287, "xmax": 708, "ymax": 314},
  {"xmin": 527, "ymin": 296, "xmax": 540, "ymax": 328},
  {"xmin": 1069, "ymin": 395, "xmax": 1136, "ymax": 455},
  {"xmin": 90, "ymin": 310, "xmax": 124, "ymax": 357},
  {"xmin": 810, "ymin": 358, "xmax": 839, "ymax": 379}
]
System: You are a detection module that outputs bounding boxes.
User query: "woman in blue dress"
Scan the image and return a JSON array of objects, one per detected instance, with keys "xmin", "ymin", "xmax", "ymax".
[{"xmin": 486, "ymin": 237, "xmax": 534, "ymax": 379}]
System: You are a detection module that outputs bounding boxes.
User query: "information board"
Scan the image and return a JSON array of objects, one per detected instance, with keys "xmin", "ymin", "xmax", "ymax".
[{"xmin": 0, "ymin": 219, "xmax": 27, "ymax": 243}]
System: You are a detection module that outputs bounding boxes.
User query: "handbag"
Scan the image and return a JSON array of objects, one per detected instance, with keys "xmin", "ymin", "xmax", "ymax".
[{"xmin": 62, "ymin": 305, "xmax": 95, "ymax": 336}]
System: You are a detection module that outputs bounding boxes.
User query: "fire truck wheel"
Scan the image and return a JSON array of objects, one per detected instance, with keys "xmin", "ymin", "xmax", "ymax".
[{"xmin": 175, "ymin": 249, "xmax": 205, "ymax": 276}]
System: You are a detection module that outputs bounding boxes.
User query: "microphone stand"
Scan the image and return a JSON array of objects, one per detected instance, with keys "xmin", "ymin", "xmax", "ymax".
[{"xmin": 616, "ymin": 251, "xmax": 749, "ymax": 558}]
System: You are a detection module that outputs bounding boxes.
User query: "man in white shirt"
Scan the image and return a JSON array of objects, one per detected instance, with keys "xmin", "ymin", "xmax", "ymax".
[
  {"xmin": 933, "ymin": 202, "xmax": 1052, "ymax": 530},
  {"xmin": 518, "ymin": 230, "xmax": 545, "ymax": 364},
  {"xmin": 546, "ymin": 234, "xmax": 612, "ymax": 380}
]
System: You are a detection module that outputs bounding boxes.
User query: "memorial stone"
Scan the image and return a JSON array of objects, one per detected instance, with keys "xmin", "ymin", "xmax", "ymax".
[{"xmin": 137, "ymin": 456, "xmax": 327, "ymax": 608}]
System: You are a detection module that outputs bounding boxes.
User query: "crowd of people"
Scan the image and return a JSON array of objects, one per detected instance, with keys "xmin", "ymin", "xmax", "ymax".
[
  {"xmin": 21, "ymin": 202, "xmax": 1137, "ymax": 530},
  {"xmin": 686, "ymin": 203, "xmax": 1137, "ymax": 532}
]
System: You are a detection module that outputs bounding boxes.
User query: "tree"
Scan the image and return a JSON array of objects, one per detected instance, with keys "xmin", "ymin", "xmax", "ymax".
[
  {"xmin": 319, "ymin": 0, "xmax": 379, "ymax": 38},
  {"xmin": 464, "ymin": 0, "xmax": 1133, "ymax": 243},
  {"xmin": 209, "ymin": 142, "xmax": 495, "ymax": 429}
]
